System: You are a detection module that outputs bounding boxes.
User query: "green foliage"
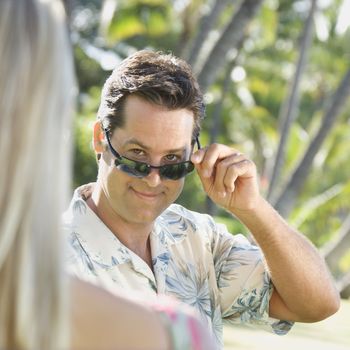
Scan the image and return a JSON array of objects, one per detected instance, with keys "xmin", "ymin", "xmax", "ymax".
[
  {"xmin": 213, "ymin": 214, "xmax": 249, "ymax": 237},
  {"xmin": 106, "ymin": 0, "xmax": 174, "ymax": 47},
  {"xmin": 176, "ymin": 171, "xmax": 207, "ymax": 213},
  {"xmin": 74, "ymin": 45, "xmax": 109, "ymax": 93},
  {"xmin": 73, "ymin": 87, "xmax": 102, "ymax": 187},
  {"xmin": 250, "ymin": 2, "xmax": 278, "ymax": 50},
  {"xmin": 71, "ymin": 0, "xmax": 350, "ymax": 268},
  {"xmin": 73, "ymin": 117, "xmax": 97, "ymax": 188},
  {"xmin": 339, "ymin": 249, "xmax": 350, "ymax": 274}
]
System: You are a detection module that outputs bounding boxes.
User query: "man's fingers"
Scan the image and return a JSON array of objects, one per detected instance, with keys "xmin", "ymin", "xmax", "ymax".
[
  {"xmin": 193, "ymin": 144, "xmax": 241, "ymax": 179},
  {"xmin": 223, "ymin": 159, "xmax": 253, "ymax": 192},
  {"xmin": 212, "ymin": 154, "xmax": 244, "ymax": 195}
]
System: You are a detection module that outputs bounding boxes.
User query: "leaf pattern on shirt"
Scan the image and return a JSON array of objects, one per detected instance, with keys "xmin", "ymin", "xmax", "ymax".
[
  {"xmin": 72, "ymin": 199, "xmax": 87, "ymax": 215},
  {"xmin": 156, "ymin": 224, "xmax": 184, "ymax": 244},
  {"xmin": 164, "ymin": 205, "xmax": 197, "ymax": 233},
  {"xmin": 220, "ymin": 248, "xmax": 262, "ymax": 289},
  {"xmin": 69, "ymin": 232, "xmax": 96, "ymax": 275},
  {"xmin": 153, "ymin": 252, "xmax": 170, "ymax": 266},
  {"xmin": 211, "ymin": 304, "xmax": 224, "ymax": 348},
  {"xmin": 166, "ymin": 259, "xmax": 211, "ymax": 319},
  {"xmin": 223, "ymin": 270, "xmax": 270, "ymax": 322},
  {"xmin": 212, "ymin": 229, "xmax": 262, "ymax": 290},
  {"xmin": 271, "ymin": 320, "xmax": 295, "ymax": 335}
]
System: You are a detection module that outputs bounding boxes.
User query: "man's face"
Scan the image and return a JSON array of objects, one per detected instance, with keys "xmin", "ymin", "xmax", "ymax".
[{"xmin": 97, "ymin": 95, "xmax": 195, "ymax": 225}]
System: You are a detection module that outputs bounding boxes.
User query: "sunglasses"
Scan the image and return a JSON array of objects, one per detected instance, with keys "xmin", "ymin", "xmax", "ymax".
[{"xmin": 104, "ymin": 129, "xmax": 201, "ymax": 180}]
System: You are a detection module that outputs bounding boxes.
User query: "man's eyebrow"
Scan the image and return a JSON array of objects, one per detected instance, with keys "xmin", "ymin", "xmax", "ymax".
[{"xmin": 124, "ymin": 138, "xmax": 186, "ymax": 153}]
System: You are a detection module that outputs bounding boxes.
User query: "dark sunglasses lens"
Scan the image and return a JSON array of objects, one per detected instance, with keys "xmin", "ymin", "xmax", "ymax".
[
  {"xmin": 115, "ymin": 158, "xmax": 194, "ymax": 180},
  {"xmin": 160, "ymin": 162, "xmax": 195, "ymax": 180},
  {"xmin": 115, "ymin": 159, "xmax": 150, "ymax": 178}
]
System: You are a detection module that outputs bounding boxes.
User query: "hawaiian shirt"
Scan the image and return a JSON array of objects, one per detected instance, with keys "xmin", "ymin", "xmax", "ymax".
[{"xmin": 63, "ymin": 188, "xmax": 293, "ymax": 348}]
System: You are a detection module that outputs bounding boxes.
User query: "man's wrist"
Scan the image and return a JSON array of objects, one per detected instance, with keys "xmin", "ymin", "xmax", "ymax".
[{"xmin": 228, "ymin": 195, "xmax": 268, "ymax": 219}]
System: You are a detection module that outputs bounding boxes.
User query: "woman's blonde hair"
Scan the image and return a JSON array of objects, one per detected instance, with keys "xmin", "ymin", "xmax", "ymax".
[{"xmin": 0, "ymin": 0, "xmax": 75, "ymax": 349}]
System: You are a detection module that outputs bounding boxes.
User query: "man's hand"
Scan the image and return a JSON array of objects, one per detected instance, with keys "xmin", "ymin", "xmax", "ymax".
[{"xmin": 191, "ymin": 143, "xmax": 261, "ymax": 213}]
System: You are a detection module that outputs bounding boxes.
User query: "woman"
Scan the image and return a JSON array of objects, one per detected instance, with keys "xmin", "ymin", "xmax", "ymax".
[{"xmin": 0, "ymin": 0, "xmax": 214, "ymax": 349}]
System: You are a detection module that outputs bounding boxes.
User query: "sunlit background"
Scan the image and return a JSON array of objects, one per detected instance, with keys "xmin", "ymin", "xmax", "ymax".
[{"xmin": 65, "ymin": 0, "xmax": 350, "ymax": 348}]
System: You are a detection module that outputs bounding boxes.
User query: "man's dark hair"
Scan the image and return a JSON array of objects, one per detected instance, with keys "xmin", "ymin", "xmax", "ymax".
[{"xmin": 97, "ymin": 50, "xmax": 205, "ymax": 143}]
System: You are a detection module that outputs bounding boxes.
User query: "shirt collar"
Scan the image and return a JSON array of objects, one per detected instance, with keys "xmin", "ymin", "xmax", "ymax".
[
  {"xmin": 65, "ymin": 190, "xmax": 133, "ymax": 268},
  {"xmin": 64, "ymin": 188, "xmax": 191, "ymax": 288}
]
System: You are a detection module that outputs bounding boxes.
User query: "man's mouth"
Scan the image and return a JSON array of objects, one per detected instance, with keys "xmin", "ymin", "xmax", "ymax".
[{"xmin": 131, "ymin": 188, "xmax": 162, "ymax": 201}]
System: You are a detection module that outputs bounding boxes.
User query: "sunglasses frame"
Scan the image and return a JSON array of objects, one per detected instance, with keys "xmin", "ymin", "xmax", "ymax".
[{"xmin": 103, "ymin": 128, "xmax": 201, "ymax": 180}]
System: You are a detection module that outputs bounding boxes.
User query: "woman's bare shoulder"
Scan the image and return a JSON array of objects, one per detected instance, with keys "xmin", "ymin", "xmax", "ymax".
[{"xmin": 69, "ymin": 277, "xmax": 170, "ymax": 350}]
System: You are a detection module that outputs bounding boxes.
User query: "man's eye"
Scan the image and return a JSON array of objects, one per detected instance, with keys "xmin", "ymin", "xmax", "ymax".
[
  {"xmin": 128, "ymin": 149, "xmax": 145, "ymax": 158},
  {"xmin": 164, "ymin": 154, "xmax": 180, "ymax": 162}
]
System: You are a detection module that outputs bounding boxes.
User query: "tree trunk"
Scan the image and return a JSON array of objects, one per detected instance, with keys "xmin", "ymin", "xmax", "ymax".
[
  {"xmin": 322, "ymin": 212, "xmax": 350, "ymax": 299},
  {"xmin": 322, "ymin": 214, "xmax": 350, "ymax": 275},
  {"xmin": 338, "ymin": 270, "xmax": 350, "ymax": 299},
  {"xmin": 99, "ymin": 0, "xmax": 118, "ymax": 37},
  {"xmin": 197, "ymin": 0, "xmax": 264, "ymax": 92},
  {"xmin": 174, "ymin": 0, "xmax": 203, "ymax": 58},
  {"xmin": 186, "ymin": 0, "xmax": 232, "ymax": 69},
  {"xmin": 267, "ymin": 0, "xmax": 317, "ymax": 201},
  {"xmin": 273, "ymin": 67, "xmax": 350, "ymax": 217}
]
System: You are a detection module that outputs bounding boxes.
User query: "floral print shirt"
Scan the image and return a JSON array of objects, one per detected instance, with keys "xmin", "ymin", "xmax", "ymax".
[{"xmin": 63, "ymin": 188, "xmax": 293, "ymax": 348}]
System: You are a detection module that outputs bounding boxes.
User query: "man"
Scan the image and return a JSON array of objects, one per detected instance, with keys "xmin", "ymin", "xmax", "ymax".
[{"xmin": 65, "ymin": 50, "xmax": 339, "ymax": 347}]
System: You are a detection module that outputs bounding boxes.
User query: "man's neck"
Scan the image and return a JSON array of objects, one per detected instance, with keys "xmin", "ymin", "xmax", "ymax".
[{"xmin": 85, "ymin": 185, "xmax": 154, "ymax": 269}]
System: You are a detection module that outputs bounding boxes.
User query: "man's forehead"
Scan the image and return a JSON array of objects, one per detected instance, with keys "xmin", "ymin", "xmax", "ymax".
[
  {"xmin": 116, "ymin": 133, "xmax": 192, "ymax": 152},
  {"xmin": 123, "ymin": 94, "xmax": 194, "ymax": 119},
  {"xmin": 121, "ymin": 96, "xmax": 193, "ymax": 128}
]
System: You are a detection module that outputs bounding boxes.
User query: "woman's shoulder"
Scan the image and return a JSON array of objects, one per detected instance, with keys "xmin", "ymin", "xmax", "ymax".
[
  {"xmin": 70, "ymin": 277, "xmax": 215, "ymax": 350},
  {"xmin": 70, "ymin": 277, "xmax": 170, "ymax": 350}
]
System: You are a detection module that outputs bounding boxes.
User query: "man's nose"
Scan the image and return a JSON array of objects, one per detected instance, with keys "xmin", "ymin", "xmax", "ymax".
[{"xmin": 142, "ymin": 168, "xmax": 162, "ymax": 187}]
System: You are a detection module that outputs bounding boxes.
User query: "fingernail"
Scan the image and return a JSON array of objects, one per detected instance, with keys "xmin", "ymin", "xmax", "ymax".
[
  {"xmin": 191, "ymin": 154, "xmax": 199, "ymax": 163},
  {"xmin": 218, "ymin": 192, "xmax": 226, "ymax": 198}
]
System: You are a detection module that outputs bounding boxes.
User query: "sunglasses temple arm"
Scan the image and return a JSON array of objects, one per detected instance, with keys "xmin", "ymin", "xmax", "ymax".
[
  {"xmin": 196, "ymin": 137, "xmax": 201, "ymax": 150},
  {"xmin": 104, "ymin": 128, "xmax": 123, "ymax": 160}
]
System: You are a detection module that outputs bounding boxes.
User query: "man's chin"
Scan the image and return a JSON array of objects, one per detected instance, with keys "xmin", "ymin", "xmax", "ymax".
[
  {"xmin": 122, "ymin": 206, "xmax": 164, "ymax": 225},
  {"xmin": 133, "ymin": 209, "xmax": 164, "ymax": 224}
]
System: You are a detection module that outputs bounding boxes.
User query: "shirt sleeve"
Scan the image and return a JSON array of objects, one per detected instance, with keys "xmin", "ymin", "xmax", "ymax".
[{"xmin": 211, "ymin": 221, "xmax": 293, "ymax": 335}]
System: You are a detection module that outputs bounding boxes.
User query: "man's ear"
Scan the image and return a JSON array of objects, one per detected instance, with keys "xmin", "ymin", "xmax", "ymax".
[{"xmin": 92, "ymin": 120, "xmax": 105, "ymax": 153}]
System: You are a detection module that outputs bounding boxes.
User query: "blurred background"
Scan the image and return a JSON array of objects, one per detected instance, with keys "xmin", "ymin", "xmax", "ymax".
[{"xmin": 65, "ymin": 0, "xmax": 350, "ymax": 347}]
